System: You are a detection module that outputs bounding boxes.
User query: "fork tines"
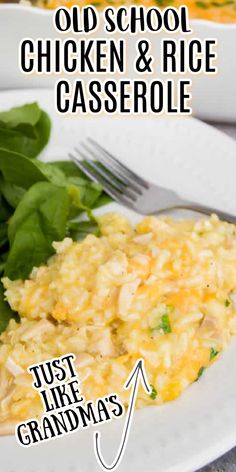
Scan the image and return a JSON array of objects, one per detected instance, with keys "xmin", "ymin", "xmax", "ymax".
[{"xmin": 69, "ymin": 138, "xmax": 148, "ymax": 208}]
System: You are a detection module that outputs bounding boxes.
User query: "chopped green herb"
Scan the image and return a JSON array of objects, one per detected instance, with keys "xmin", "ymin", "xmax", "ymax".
[
  {"xmin": 151, "ymin": 304, "xmax": 173, "ymax": 334},
  {"xmin": 225, "ymin": 299, "xmax": 231, "ymax": 307},
  {"xmin": 159, "ymin": 314, "xmax": 172, "ymax": 334},
  {"xmin": 154, "ymin": 0, "xmax": 174, "ymax": 5},
  {"xmin": 210, "ymin": 347, "xmax": 219, "ymax": 360},
  {"xmin": 196, "ymin": 1, "xmax": 209, "ymax": 8},
  {"xmin": 195, "ymin": 366, "xmax": 205, "ymax": 381},
  {"xmin": 149, "ymin": 384, "xmax": 158, "ymax": 400}
]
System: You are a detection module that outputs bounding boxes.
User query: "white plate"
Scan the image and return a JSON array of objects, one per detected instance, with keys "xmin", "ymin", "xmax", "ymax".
[{"xmin": 1, "ymin": 89, "xmax": 236, "ymax": 472}]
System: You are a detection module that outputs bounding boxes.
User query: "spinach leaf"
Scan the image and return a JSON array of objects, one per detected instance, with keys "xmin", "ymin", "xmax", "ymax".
[
  {"xmin": 0, "ymin": 192, "xmax": 12, "ymax": 222},
  {"xmin": 5, "ymin": 182, "xmax": 70, "ymax": 280},
  {"xmin": 94, "ymin": 193, "xmax": 112, "ymax": 208},
  {"xmin": 8, "ymin": 181, "xmax": 70, "ymax": 245},
  {"xmin": 0, "ymin": 262, "xmax": 5, "ymax": 275},
  {"xmin": 0, "ymin": 149, "xmax": 73, "ymax": 193},
  {"xmin": 0, "ymin": 103, "xmax": 51, "ymax": 158},
  {"xmin": 0, "ymin": 101, "xmax": 114, "ymax": 334},
  {"xmin": 50, "ymin": 160, "xmax": 90, "ymax": 179},
  {"xmin": 0, "ymin": 102, "xmax": 41, "ymax": 135},
  {"xmin": 50, "ymin": 161, "xmax": 112, "ymax": 208},
  {"xmin": 0, "ymin": 175, "xmax": 26, "ymax": 209},
  {"xmin": 0, "ymin": 281, "xmax": 19, "ymax": 334},
  {"xmin": 67, "ymin": 176, "xmax": 103, "ymax": 208},
  {"xmin": 35, "ymin": 161, "xmax": 68, "ymax": 186},
  {"xmin": 19, "ymin": 110, "xmax": 51, "ymax": 158},
  {"xmin": 67, "ymin": 220, "xmax": 100, "ymax": 240},
  {"xmin": 36, "ymin": 163, "xmax": 103, "ymax": 209},
  {"xmin": 0, "ymin": 148, "xmax": 48, "ymax": 189},
  {"xmin": 0, "ymin": 251, "xmax": 7, "ymax": 275},
  {"xmin": 5, "ymin": 212, "xmax": 55, "ymax": 280},
  {"xmin": 0, "ymin": 222, "xmax": 8, "ymax": 248}
]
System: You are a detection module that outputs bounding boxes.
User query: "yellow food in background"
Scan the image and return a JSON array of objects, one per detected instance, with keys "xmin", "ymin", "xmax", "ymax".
[
  {"xmin": 32, "ymin": 0, "xmax": 236, "ymax": 24},
  {"xmin": 1, "ymin": 212, "xmax": 236, "ymax": 433}
]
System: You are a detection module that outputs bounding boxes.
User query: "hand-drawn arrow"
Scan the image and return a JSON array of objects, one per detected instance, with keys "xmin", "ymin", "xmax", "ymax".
[{"xmin": 94, "ymin": 358, "xmax": 151, "ymax": 471}]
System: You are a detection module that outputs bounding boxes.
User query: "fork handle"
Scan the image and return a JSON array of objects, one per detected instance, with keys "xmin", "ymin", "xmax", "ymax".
[{"xmin": 174, "ymin": 202, "xmax": 236, "ymax": 225}]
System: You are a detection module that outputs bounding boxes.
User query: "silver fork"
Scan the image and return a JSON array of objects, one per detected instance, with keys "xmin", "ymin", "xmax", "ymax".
[{"xmin": 69, "ymin": 138, "xmax": 236, "ymax": 224}]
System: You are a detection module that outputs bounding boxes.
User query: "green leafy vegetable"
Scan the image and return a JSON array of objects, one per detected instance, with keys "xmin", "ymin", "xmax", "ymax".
[
  {"xmin": 149, "ymin": 384, "xmax": 158, "ymax": 400},
  {"xmin": 210, "ymin": 348, "xmax": 219, "ymax": 360},
  {"xmin": 67, "ymin": 177, "xmax": 103, "ymax": 208},
  {"xmin": 50, "ymin": 160, "xmax": 90, "ymax": 179},
  {"xmin": 0, "ymin": 262, "xmax": 5, "ymax": 276},
  {"xmin": 0, "ymin": 102, "xmax": 41, "ymax": 129},
  {"xmin": 0, "ymin": 175, "xmax": 26, "ymax": 209},
  {"xmin": 0, "ymin": 148, "xmax": 48, "ymax": 189},
  {"xmin": 0, "ymin": 192, "xmax": 12, "ymax": 222},
  {"xmin": 0, "ymin": 103, "xmax": 51, "ymax": 158},
  {"xmin": 0, "ymin": 102, "xmax": 112, "ymax": 333},
  {"xmin": 0, "ymin": 102, "xmax": 41, "ymax": 131},
  {"xmin": 0, "ymin": 282, "xmax": 19, "ymax": 334},
  {"xmin": 196, "ymin": 1, "xmax": 209, "ymax": 7},
  {"xmin": 67, "ymin": 220, "xmax": 100, "ymax": 240},
  {"xmin": 34, "ymin": 161, "xmax": 106, "ymax": 210},
  {"xmin": 0, "ymin": 253, "xmax": 7, "ymax": 275},
  {"xmin": 34, "ymin": 161, "xmax": 68, "ymax": 186},
  {"xmin": 0, "ymin": 223, "xmax": 8, "ymax": 248},
  {"xmin": 51, "ymin": 161, "xmax": 111, "ymax": 209},
  {"xmin": 94, "ymin": 193, "xmax": 112, "ymax": 208},
  {"xmin": 5, "ymin": 183, "xmax": 70, "ymax": 280}
]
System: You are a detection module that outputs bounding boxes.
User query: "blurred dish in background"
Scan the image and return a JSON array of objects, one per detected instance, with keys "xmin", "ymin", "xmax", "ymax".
[{"xmin": 1, "ymin": 0, "xmax": 236, "ymax": 23}]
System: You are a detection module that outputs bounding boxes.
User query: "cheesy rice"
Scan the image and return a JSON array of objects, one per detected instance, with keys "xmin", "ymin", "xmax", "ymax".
[{"xmin": 1, "ymin": 212, "xmax": 236, "ymax": 434}]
